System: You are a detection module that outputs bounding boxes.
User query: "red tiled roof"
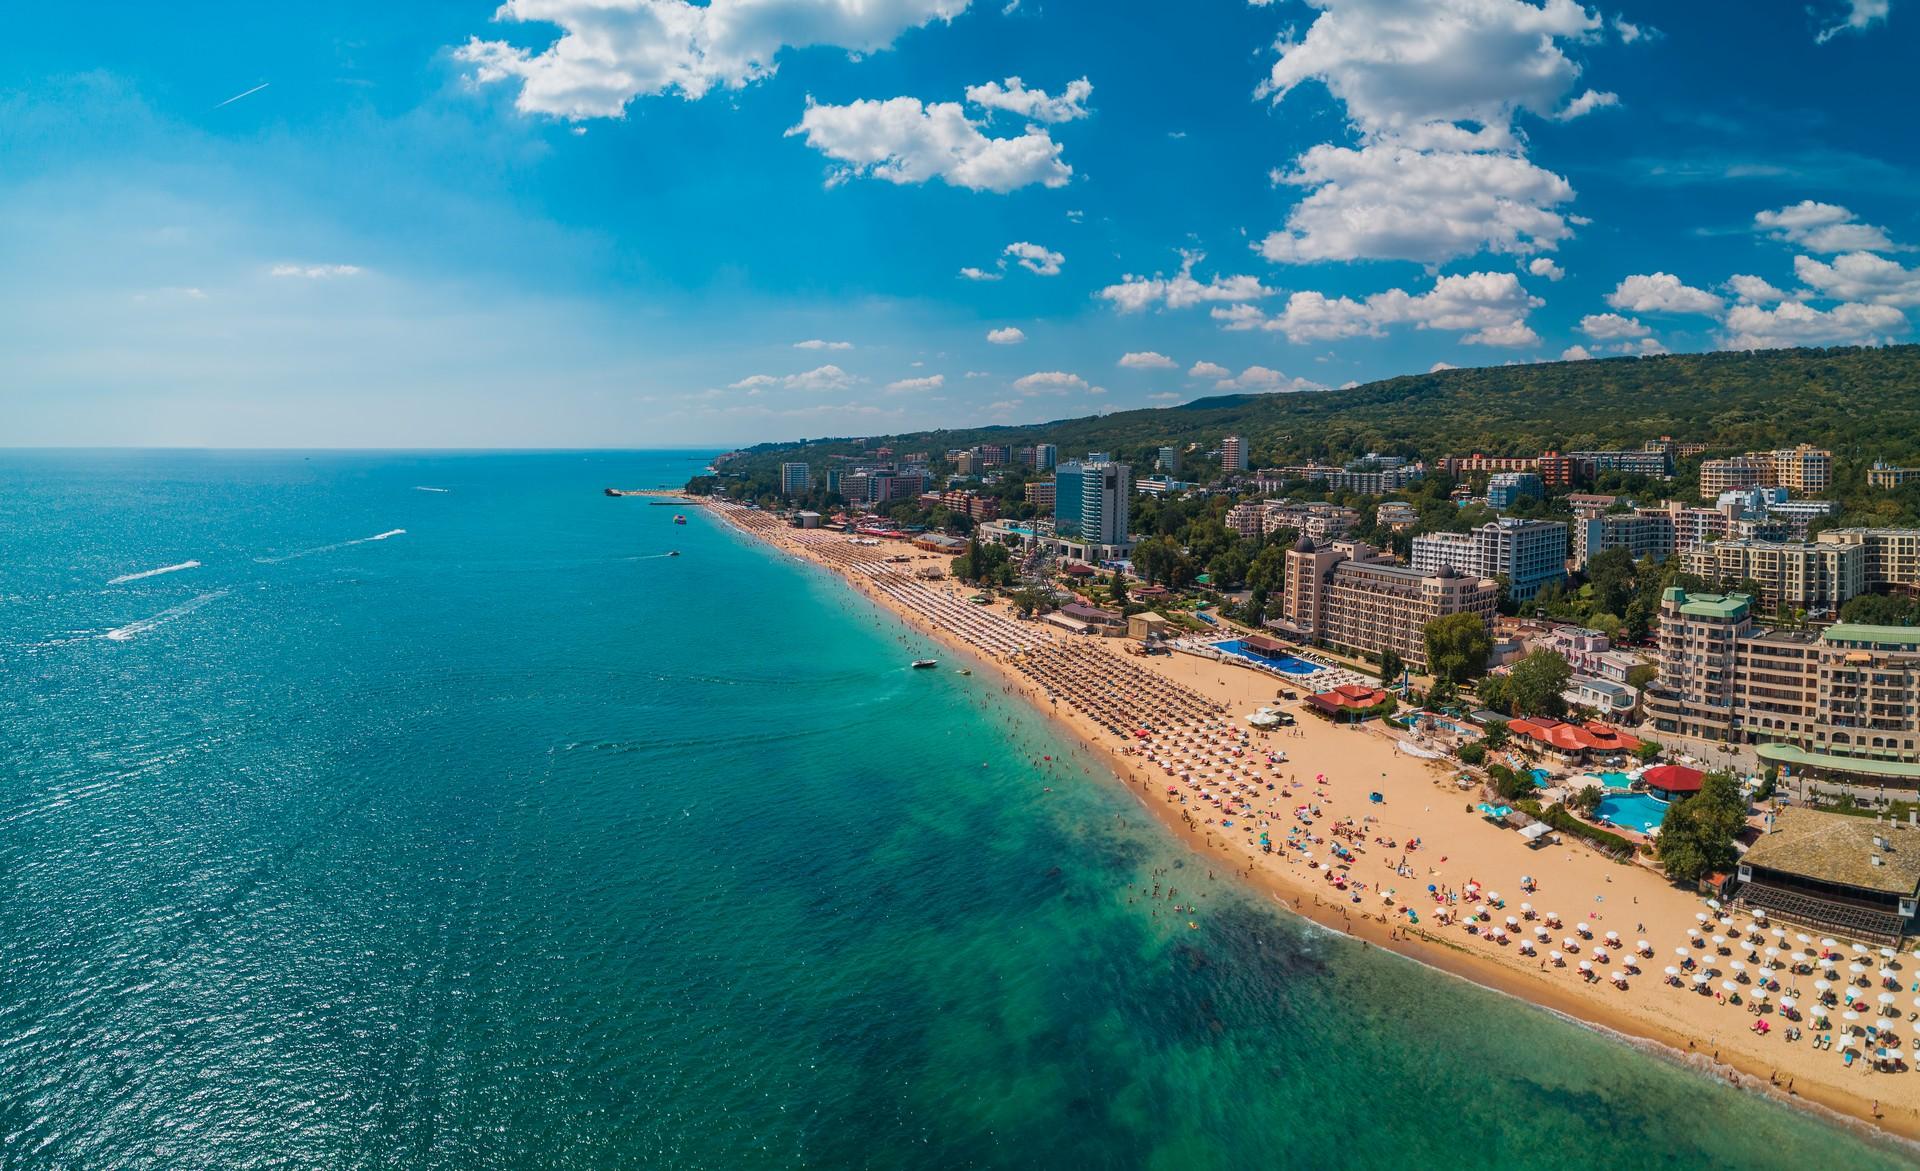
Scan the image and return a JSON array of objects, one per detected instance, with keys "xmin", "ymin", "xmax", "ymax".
[
  {"xmin": 1642, "ymin": 764, "xmax": 1705, "ymax": 793},
  {"xmin": 1308, "ymin": 684, "xmax": 1389, "ymax": 710},
  {"xmin": 1507, "ymin": 717, "xmax": 1644, "ymax": 754}
]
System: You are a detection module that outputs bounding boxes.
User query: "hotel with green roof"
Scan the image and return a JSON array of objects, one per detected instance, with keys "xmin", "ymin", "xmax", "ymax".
[{"xmin": 1646, "ymin": 588, "xmax": 1920, "ymax": 785}]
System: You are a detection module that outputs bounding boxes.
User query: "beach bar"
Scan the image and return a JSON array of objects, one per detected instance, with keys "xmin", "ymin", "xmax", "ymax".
[{"xmin": 1731, "ymin": 807, "xmax": 1920, "ymax": 945}]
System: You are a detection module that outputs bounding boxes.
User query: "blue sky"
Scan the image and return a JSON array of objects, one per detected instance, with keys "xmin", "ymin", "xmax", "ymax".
[{"xmin": 3, "ymin": 0, "xmax": 1916, "ymax": 447}]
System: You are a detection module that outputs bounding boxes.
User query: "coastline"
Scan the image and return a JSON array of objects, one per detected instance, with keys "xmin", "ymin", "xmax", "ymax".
[{"xmin": 696, "ymin": 498, "xmax": 1920, "ymax": 1151}]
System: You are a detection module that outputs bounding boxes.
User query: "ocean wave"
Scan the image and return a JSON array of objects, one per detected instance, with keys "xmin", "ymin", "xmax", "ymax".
[
  {"xmin": 107, "ymin": 560, "xmax": 202, "ymax": 585},
  {"xmin": 102, "ymin": 589, "xmax": 229, "ymax": 641},
  {"xmin": 254, "ymin": 529, "xmax": 405, "ymax": 564}
]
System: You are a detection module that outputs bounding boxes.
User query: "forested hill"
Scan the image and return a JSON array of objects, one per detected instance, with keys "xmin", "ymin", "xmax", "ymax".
[{"xmin": 728, "ymin": 345, "xmax": 1920, "ymax": 470}]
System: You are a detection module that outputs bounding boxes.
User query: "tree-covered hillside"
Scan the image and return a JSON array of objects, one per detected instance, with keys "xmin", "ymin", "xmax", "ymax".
[{"xmin": 719, "ymin": 345, "xmax": 1920, "ymax": 474}]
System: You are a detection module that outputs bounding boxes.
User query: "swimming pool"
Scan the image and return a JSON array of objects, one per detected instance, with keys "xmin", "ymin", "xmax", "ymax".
[
  {"xmin": 1530, "ymin": 768, "xmax": 1552, "ymax": 788},
  {"xmin": 1594, "ymin": 792, "xmax": 1669, "ymax": 834},
  {"xmin": 1212, "ymin": 640, "xmax": 1320, "ymax": 675},
  {"xmin": 1595, "ymin": 771, "xmax": 1633, "ymax": 789}
]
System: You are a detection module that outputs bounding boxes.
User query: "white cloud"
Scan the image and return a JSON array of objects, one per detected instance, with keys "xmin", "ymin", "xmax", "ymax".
[
  {"xmin": 1004, "ymin": 241, "xmax": 1064, "ymax": 275},
  {"xmin": 1726, "ymin": 274, "xmax": 1791, "ymax": 304},
  {"xmin": 885, "ymin": 373, "xmax": 945, "ymax": 392},
  {"xmin": 1428, "ymin": 361, "xmax": 1457, "ymax": 372},
  {"xmin": 1098, "ymin": 251, "xmax": 1273, "ymax": 312},
  {"xmin": 959, "ymin": 266, "xmax": 1003, "ymax": 281},
  {"xmin": 1257, "ymin": 142, "xmax": 1575, "ymax": 265},
  {"xmin": 1817, "ymin": 0, "xmax": 1891, "ymax": 43},
  {"xmin": 1792, "ymin": 252, "xmax": 1920, "ymax": 307},
  {"xmin": 1218, "ymin": 271, "xmax": 1544, "ymax": 347},
  {"xmin": 1256, "ymin": 0, "xmax": 1600, "ymax": 143},
  {"xmin": 1528, "ymin": 258, "xmax": 1565, "ymax": 281},
  {"xmin": 963, "ymin": 76, "xmax": 1092, "ymax": 122},
  {"xmin": 1606, "ymin": 272, "xmax": 1725, "ymax": 315},
  {"xmin": 1722, "ymin": 300, "xmax": 1908, "ymax": 349},
  {"xmin": 1613, "ymin": 16, "xmax": 1659, "ymax": 43},
  {"xmin": 787, "ymin": 96, "xmax": 1071, "ymax": 192},
  {"xmin": 986, "ymin": 326, "xmax": 1026, "ymax": 344},
  {"xmin": 1561, "ymin": 344, "xmax": 1594, "ymax": 360},
  {"xmin": 271, "ymin": 263, "xmax": 362, "ymax": 279},
  {"xmin": 1118, "ymin": 351, "xmax": 1176, "ymax": 369},
  {"xmin": 1013, "ymin": 370, "xmax": 1089, "ymax": 393},
  {"xmin": 793, "ymin": 339, "xmax": 853, "ymax": 350},
  {"xmin": 458, "ymin": 0, "xmax": 970, "ymax": 118},
  {"xmin": 1214, "ymin": 365, "xmax": 1326, "ymax": 392},
  {"xmin": 1578, "ymin": 312, "xmax": 1649, "ymax": 340},
  {"xmin": 1188, "ymin": 360, "xmax": 1231, "ymax": 380},
  {"xmin": 1755, "ymin": 201, "xmax": 1902, "ymax": 253},
  {"xmin": 730, "ymin": 364, "xmax": 857, "ymax": 393},
  {"xmin": 1555, "ymin": 89, "xmax": 1619, "ymax": 120}
]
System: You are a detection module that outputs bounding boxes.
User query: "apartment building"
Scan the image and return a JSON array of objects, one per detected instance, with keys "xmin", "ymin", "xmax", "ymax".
[
  {"xmin": 1573, "ymin": 512, "xmax": 1673, "ymax": 568},
  {"xmin": 1700, "ymin": 446, "xmax": 1834, "ymax": 498},
  {"xmin": 780, "ymin": 462, "xmax": 811, "ymax": 496},
  {"xmin": 1487, "ymin": 472, "xmax": 1544, "ymax": 509},
  {"xmin": 1225, "ymin": 500, "xmax": 1360, "ymax": 541},
  {"xmin": 1817, "ymin": 528, "xmax": 1920, "ymax": 593},
  {"xmin": 1868, "ymin": 462, "xmax": 1920, "ymax": 490},
  {"xmin": 1279, "ymin": 538, "xmax": 1499, "ymax": 671},
  {"xmin": 1023, "ymin": 480, "xmax": 1055, "ymax": 510},
  {"xmin": 1411, "ymin": 517, "xmax": 1569, "ymax": 601},
  {"xmin": 1679, "ymin": 538, "xmax": 1865, "ymax": 615},
  {"xmin": 1221, "ymin": 435, "xmax": 1249, "ymax": 472}
]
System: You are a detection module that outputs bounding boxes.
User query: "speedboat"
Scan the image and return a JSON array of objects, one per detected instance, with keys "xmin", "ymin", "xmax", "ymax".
[
  {"xmin": 911, "ymin": 659, "xmax": 938, "ymax": 670},
  {"xmin": 672, "ymin": 514, "xmax": 688, "ymax": 525},
  {"xmin": 666, "ymin": 551, "xmax": 681, "ymax": 557}
]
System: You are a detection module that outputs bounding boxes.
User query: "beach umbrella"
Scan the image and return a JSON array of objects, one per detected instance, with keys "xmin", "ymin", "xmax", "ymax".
[
  {"xmin": 1815, "ymin": 979, "xmax": 1833, "ymax": 994},
  {"xmin": 1730, "ymin": 960, "xmax": 1747, "ymax": 976},
  {"xmin": 1751, "ymin": 987, "xmax": 1769, "ymax": 1000},
  {"xmin": 1881, "ymin": 947, "xmax": 1897, "ymax": 960},
  {"xmin": 1712, "ymin": 934, "xmax": 1727, "ymax": 949},
  {"xmin": 1721, "ymin": 980, "xmax": 1739, "ymax": 993},
  {"xmin": 1594, "ymin": 947, "xmax": 1611, "ymax": 963},
  {"xmin": 1706, "ymin": 898, "xmax": 1722, "ymax": 911},
  {"xmin": 1752, "ymin": 908, "xmax": 1767, "ymax": 920},
  {"xmin": 1577, "ymin": 921, "xmax": 1592, "ymax": 936},
  {"xmin": 1771, "ymin": 927, "xmax": 1787, "ymax": 940},
  {"xmin": 1696, "ymin": 913, "xmax": 1710, "ymax": 924},
  {"xmin": 1638, "ymin": 940, "xmax": 1653, "ymax": 955},
  {"xmin": 1550, "ymin": 950, "xmax": 1564, "ymax": 964},
  {"xmin": 1664, "ymin": 966, "xmax": 1680, "ymax": 978},
  {"xmin": 1882, "ymin": 967, "xmax": 1899, "ymax": 981},
  {"xmin": 1692, "ymin": 974, "xmax": 1710, "ymax": 986},
  {"xmin": 1563, "ymin": 937, "xmax": 1578, "ymax": 950},
  {"xmin": 1764, "ymin": 947, "xmax": 1780, "ymax": 964},
  {"xmin": 1505, "ymin": 916, "xmax": 1520, "ymax": 928},
  {"xmin": 1674, "ymin": 947, "xmax": 1691, "ymax": 959},
  {"xmin": 1605, "ymin": 930, "xmax": 1621, "ymax": 944},
  {"xmin": 1844, "ymin": 1010, "xmax": 1862, "ymax": 1024},
  {"xmin": 1780, "ymin": 996, "xmax": 1798, "ymax": 1011},
  {"xmin": 1880, "ymin": 992, "xmax": 1898, "ymax": 1011},
  {"xmin": 1579, "ymin": 959, "xmax": 1594, "ymax": 972},
  {"xmin": 1855, "ymin": 943, "xmax": 1871, "ymax": 955},
  {"xmin": 1612, "ymin": 971, "xmax": 1627, "ymax": 984},
  {"xmin": 1821, "ymin": 937, "xmax": 1838, "ymax": 950},
  {"xmin": 1520, "ymin": 902, "xmax": 1534, "ymax": 916},
  {"xmin": 1687, "ymin": 928, "xmax": 1703, "ymax": 939},
  {"xmin": 1850, "ymin": 962, "xmax": 1868, "ymax": 976}
]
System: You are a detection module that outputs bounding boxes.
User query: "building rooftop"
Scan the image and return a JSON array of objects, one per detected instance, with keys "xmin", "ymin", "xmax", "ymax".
[
  {"xmin": 1742, "ymin": 807, "xmax": 1920, "ymax": 896},
  {"xmin": 1757, "ymin": 743, "xmax": 1920, "ymax": 782},
  {"xmin": 1663, "ymin": 589, "xmax": 1752, "ymax": 619},
  {"xmin": 1822, "ymin": 623, "xmax": 1920, "ymax": 649}
]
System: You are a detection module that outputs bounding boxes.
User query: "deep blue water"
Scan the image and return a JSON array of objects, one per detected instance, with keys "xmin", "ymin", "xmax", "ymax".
[{"xmin": 0, "ymin": 450, "xmax": 1910, "ymax": 1170}]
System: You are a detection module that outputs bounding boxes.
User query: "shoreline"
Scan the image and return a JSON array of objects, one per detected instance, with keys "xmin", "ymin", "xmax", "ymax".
[{"xmin": 698, "ymin": 499, "xmax": 1920, "ymax": 1152}]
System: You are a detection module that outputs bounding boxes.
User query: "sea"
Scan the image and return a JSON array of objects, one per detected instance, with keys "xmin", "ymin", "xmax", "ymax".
[{"xmin": 0, "ymin": 449, "xmax": 1910, "ymax": 1170}]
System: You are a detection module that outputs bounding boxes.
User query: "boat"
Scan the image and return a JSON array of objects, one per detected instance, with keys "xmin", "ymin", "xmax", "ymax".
[
  {"xmin": 666, "ymin": 551, "xmax": 681, "ymax": 557},
  {"xmin": 911, "ymin": 659, "xmax": 938, "ymax": 670},
  {"xmin": 672, "ymin": 514, "xmax": 688, "ymax": 525},
  {"xmin": 959, "ymin": 668, "xmax": 972, "ymax": 676}
]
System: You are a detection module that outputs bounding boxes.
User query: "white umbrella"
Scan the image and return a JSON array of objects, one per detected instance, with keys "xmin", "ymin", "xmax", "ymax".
[
  {"xmin": 1563, "ymin": 937, "xmax": 1579, "ymax": 950},
  {"xmin": 1577, "ymin": 922, "xmax": 1592, "ymax": 935},
  {"xmin": 1611, "ymin": 971, "xmax": 1627, "ymax": 983},
  {"xmin": 1696, "ymin": 913, "xmax": 1711, "ymax": 924},
  {"xmin": 1673, "ymin": 947, "xmax": 1691, "ymax": 959},
  {"xmin": 1664, "ymin": 965, "xmax": 1681, "ymax": 977},
  {"xmin": 1771, "ymin": 927, "xmax": 1787, "ymax": 939},
  {"xmin": 1780, "ymin": 996, "xmax": 1798, "ymax": 1011},
  {"xmin": 1751, "ymin": 987, "xmax": 1769, "ymax": 1000},
  {"xmin": 1546, "ymin": 912, "xmax": 1561, "ymax": 924},
  {"xmin": 1854, "ymin": 943, "xmax": 1871, "ymax": 955},
  {"xmin": 1535, "ymin": 926, "xmax": 1551, "ymax": 939},
  {"xmin": 1851, "ymin": 962, "xmax": 1868, "ymax": 975},
  {"xmin": 1730, "ymin": 960, "xmax": 1747, "ymax": 975},
  {"xmin": 1550, "ymin": 950, "xmax": 1564, "ymax": 963},
  {"xmin": 1712, "ymin": 934, "xmax": 1727, "ymax": 949},
  {"xmin": 1594, "ymin": 947, "xmax": 1611, "ymax": 963},
  {"xmin": 1579, "ymin": 960, "xmax": 1594, "ymax": 972},
  {"xmin": 1520, "ymin": 902, "xmax": 1534, "ymax": 916},
  {"xmin": 1821, "ymin": 938, "xmax": 1838, "ymax": 949},
  {"xmin": 1604, "ymin": 930, "xmax": 1621, "ymax": 943},
  {"xmin": 1693, "ymin": 973, "xmax": 1710, "ymax": 985},
  {"xmin": 1753, "ymin": 908, "xmax": 1767, "ymax": 919},
  {"xmin": 1796, "ymin": 933, "xmax": 1812, "ymax": 945},
  {"xmin": 1506, "ymin": 916, "xmax": 1520, "ymax": 928},
  {"xmin": 1687, "ymin": 928, "xmax": 1703, "ymax": 939},
  {"xmin": 1817, "ymin": 979, "xmax": 1834, "ymax": 993},
  {"xmin": 1880, "ymin": 992, "xmax": 1898, "ymax": 1007},
  {"xmin": 1880, "ymin": 947, "xmax": 1897, "ymax": 960},
  {"xmin": 1706, "ymin": 898, "xmax": 1722, "ymax": 911},
  {"xmin": 1637, "ymin": 940, "xmax": 1652, "ymax": 955},
  {"xmin": 1721, "ymin": 980, "xmax": 1739, "ymax": 993}
]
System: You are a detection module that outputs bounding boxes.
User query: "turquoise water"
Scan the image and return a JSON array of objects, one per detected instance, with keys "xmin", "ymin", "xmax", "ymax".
[
  {"xmin": 1532, "ymin": 768, "xmax": 1553, "ymax": 787},
  {"xmin": 1599, "ymin": 771, "xmax": 1635, "ymax": 789},
  {"xmin": 1597, "ymin": 792, "xmax": 1672, "ymax": 833},
  {"xmin": 1211, "ymin": 640, "xmax": 1319, "ymax": 675},
  {"xmin": 1, "ymin": 450, "xmax": 1910, "ymax": 1169}
]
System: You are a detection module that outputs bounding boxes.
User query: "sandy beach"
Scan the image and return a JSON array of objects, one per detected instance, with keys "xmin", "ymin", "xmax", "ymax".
[{"xmin": 698, "ymin": 498, "xmax": 1920, "ymax": 1149}]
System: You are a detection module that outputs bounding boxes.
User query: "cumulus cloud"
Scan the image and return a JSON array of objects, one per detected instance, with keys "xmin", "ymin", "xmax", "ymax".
[
  {"xmin": 963, "ymin": 76, "xmax": 1092, "ymax": 122},
  {"xmin": 1214, "ymin": 365, "xmax": 1326, "ymax": 392},
  {"xmin": 885, "ymin": 374, "xmax": 945, "ymax": 392},
  {"xmin": 1098, "ymin": 251, "xmax": 1273, "ymax": 312},
  {"xmin": 1755, "ymin": 201, "xmax": 1902, "ymax": 253},
  {"xmin": 1251, "ymin": 0, "xmax": 1605, "ymax": 266},
  {"xmin": 1816, "ymin": 0, "xmax": 1891, "ymax": 43},
  {"xmin": 1722, "ymin": 300, "xmax": 1908, "ymax": 349},
  {"xmin": 1258, "ymin": 142, "xmax": 1575, "ymax": 265},
  {"xmin": 1013, "ymin": 370, "xmax": 1089, "ymax": 393},
  {"xmin": 1256, "ymin": 0, "xmax": 1600, "ymax": 142},
  {"xmin": 1726, "ymin": 274, "xmax": 1792, "ymax": 304},
  {"xmin": 1529, "ymin": 258, "xmax": 1565, "ymax": 281},
  {"xmin": 1561, "ymin": 344, "xmax": 1594, "ymax": 360},
  {"xmin": 1428, "ymin": 361, "xmax": 1457, "ymax": 372},
  {"xmin": 986, "ymin": 326, "xmax": 1026, "ymax": 344},
  {"xmin": 1188, "ymin": 361, "xmax": 1231, "ymax": 379},
  {"xmin": 1792, "ymin": 253, "xmax": 1920, "ymax": 307},
  {"xmin": 1215, "ymin": 271, "xmax": 1544, "ymax": 347},
  {"xmin": 458, "ymin": 0, "xmax": 969, "ymax": 118},
  {"xmin": 1606, "ymin": 272, "xmax": 1725, "ymax": 315},
  {"xmin": 959, "ymin": 266, "xmax": 1003, "ymax": 281},
  {"xmin": 794, "ymin": 338, "xmax": 853, "ymax": 350},
  {"xmin": 1554, "ymin": 88, "xmax": 1619, "ymax": 120},
  {"xmin": 729, "ymin": 364, "xmax": 857, "ymax": 392},
  {"xmin": 271, "ymin": 263, "xmax": 362, "ymax": 279},
  {"xmin": 788, "ymin": 96, "xmax": 1071, "ymax": 192},
  {"xmin": 1118, "ymin": 351, "xmax": 1176, "ymax": 369},
  {"xmin": 1578, "ymin": 312, "xmax": 1650, "ymax": 340},
  {"xmin": 1003, "ymin": 241, "xmax": 1064, "ymax": 275}
]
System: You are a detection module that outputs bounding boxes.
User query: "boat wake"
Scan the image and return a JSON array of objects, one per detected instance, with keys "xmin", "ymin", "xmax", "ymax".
[
  {"xmin": 255, "ymin": 529, "xmax": 406, "ymax": 564},
  {"xmin": 103, "ymin": 590, "xmax": 229, "ymax": 641},
  {"xmin": 107, "ymin": 560, "xmax": 202, "ymax": 585},
  {"xmin": 413, "ymin": 486, "xmax": 450, "ymax": 493}
]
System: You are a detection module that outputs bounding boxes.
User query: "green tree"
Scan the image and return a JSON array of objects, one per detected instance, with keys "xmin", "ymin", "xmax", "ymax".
[
  {"xmin": 1626, "ymin": 663, "xmax": 1659, "ymax": 692},
  {"xmin": 1379, "ymin": 648, "xmax": 1405, "ymax": 687},
  {"xmin": 1570, "ymin": 784, "xmax": 1603, "ymax": 816},
  {"xmin": 1108, "ymin": 569, "xmax": 1130, "ymax": 606},
  {"xmin": 1477, "ymin": 674, "xmax": 1513, "ymax": 715},
  {"xmin": 1655, "ymin": 771, "xmax": 1747, "ymax": 884},
  {"xmin": 1507, "ymin": 649, "xmax": 1573, "ymax": 718},
  {"xmin": 1457, "ymin": 741, "xmax": 1488, "ymax": 766},
  {"xmin": 1424, "ymin": 613, "xmax": 1493, "ymax": 686},
  {"xmin": 1246, "ymin": 541, "xmax": 1290, "ymax": 597}
]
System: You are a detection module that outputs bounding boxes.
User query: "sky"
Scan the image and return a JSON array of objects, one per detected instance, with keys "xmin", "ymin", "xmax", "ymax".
[{"xmin": 3, "ymin": 0, "xmax": 1917, "ymax": 448}]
